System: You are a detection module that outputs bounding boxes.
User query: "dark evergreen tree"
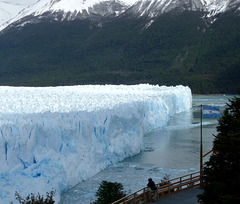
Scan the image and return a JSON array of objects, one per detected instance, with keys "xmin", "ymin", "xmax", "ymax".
[
  {"xmin": 94, "ymin": 181, "xmax": 126, "ymax": 204},
  {"xmin": 14, "ymin": 190, "xmax": 55, "ymax": 204},
  {"xmin": 198, "ymin": 93, "xmax": 240, "ymax": 203}
]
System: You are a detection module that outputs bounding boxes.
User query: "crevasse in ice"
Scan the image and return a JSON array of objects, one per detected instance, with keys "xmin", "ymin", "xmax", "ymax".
[{"xmin": 0, "ymin": 84, "xmax": 192, "ymax": 203}]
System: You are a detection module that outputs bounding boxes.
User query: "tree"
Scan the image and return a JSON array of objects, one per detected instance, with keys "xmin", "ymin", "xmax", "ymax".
[
  {"xmin": 198, "ymin": 93, "xmax": 240, "ymax": 203},
  {"xmin": 14, "ymin": 190, "xmax": 55, "ymax": 204},
  {"xmin": 94, "ymin": 181, "xmax": 126, "ymax": 204}
]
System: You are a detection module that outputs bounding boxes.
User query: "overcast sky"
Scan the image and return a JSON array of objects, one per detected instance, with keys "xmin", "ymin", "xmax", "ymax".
[{"xmin": 2, "ymin": 0, "xmax": 37, "ymax": 4}]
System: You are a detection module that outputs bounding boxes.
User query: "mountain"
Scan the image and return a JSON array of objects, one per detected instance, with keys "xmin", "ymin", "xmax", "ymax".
[
  {"xmin": 0, "ymin": 0, "xmax": 240, "ymax": 94},
  {"xmin": 1, "ymin": 0, "xmax": 240, "ymax": 31},
  {"xmin": 0, "ymin": 0, "xmax": 34, "ymax": 28}
]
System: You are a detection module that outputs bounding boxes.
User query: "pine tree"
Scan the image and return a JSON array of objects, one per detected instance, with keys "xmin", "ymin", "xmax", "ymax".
[
  {"xmin": 198, "ymin": 93, "xmax": 240, "ymax": 203},
  {"xmin": 93, "ymin": 181, "xmax": 126, "ymax": 204}
]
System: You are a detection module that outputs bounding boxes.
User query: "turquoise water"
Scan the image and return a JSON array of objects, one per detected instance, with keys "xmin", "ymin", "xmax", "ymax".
[{"xmin": 61, "ymin": 95, "xmax": 233, "ymax": 204}]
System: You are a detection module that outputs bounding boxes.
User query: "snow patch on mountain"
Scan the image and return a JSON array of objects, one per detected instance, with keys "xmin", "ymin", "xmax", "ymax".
[
  {"xmin": 0, "ymin": 0, "xmax": 239, "ymax": 32},
  {"xmin": 204, "ymin": 0, "xmax": 230, "ymax": 17},
  {"xmin": 0, "ymin": 0, "xmax": 36, "ymax": 26},
  {"xmin": 0, "ymin": 0, "xmax": 133, "ymax": 31}
]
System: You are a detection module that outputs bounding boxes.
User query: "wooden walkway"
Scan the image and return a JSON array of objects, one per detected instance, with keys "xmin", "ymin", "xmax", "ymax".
[
  {"xmin": 148, "ymin": 187, "xmax": 202, "ymax": 204},
  {"xmin": 112, "ymin": 171, "xmax": 200, "ymax": 204}
]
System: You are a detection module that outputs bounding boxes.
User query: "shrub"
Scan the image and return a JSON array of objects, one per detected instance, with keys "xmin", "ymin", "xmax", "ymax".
[{"xmin": 14, "ymin": 190, "xmax": 55, "ymax": 204}]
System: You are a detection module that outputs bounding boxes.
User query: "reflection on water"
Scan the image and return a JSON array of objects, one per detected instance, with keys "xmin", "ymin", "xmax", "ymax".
[{"xmin": 61, "ymin": 95, "xmax": 234, "ymax": 204}]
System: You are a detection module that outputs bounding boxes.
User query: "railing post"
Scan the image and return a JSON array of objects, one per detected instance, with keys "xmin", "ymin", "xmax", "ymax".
[
  {"xmin": 143, "ymin": 188, "xmax": 147, "ymax": 203},
  {"xmin": 147, "ymin": 188, "xmax": 151, "ymax": 203},
  {"xmin": 180, "ymin": 177, "xmax": 182, "ymax": 190}
]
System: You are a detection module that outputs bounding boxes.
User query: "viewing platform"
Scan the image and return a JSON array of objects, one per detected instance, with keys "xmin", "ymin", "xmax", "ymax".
[
  {"xmin": 113, "ymin": 171, "xmax": 201, "ymax": 204},
  {"xmin": 148, "ymin": 187, "xmax": 202, "ymax": 204}
]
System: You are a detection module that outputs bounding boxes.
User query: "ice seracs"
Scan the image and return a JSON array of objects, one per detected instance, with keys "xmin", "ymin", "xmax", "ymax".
[{"xmin": 0, "ymin": 84, "xmax": 191, "ymax": 203}]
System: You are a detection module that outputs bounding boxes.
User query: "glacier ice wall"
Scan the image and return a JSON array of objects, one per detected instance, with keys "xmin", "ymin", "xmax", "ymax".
[{"xmin": 0, "ymin": 84, "xmax": 192, "ymax": 203}]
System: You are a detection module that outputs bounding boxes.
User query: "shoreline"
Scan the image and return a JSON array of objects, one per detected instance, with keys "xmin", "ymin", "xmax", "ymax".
[{"xmin": 192, "ymin": 93, "xmax": 234, "ymax": 96}]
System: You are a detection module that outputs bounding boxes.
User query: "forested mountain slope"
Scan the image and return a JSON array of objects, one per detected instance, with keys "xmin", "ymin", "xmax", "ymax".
[{"xmin": 0, "ymin": 2, "xmax": 239, "ymax": 93}]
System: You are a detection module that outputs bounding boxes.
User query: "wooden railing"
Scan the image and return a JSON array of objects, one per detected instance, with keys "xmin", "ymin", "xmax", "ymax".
[
  {"xmin": 112, "ymin": 171, "xmax": 200, "ymax": 204},
  {"xmin": 203, "ymin": 149, "xmax": 213, "ymax": 158}
]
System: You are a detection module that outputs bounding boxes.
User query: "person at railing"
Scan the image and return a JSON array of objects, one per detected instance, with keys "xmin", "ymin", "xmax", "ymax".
[
  {"xmin": 147, "ymin": 178, "xmax": 157, "ymax": 201},
  {"xmin": 147, "ymin": 178, "xmax": 157, "ymax": 190}
]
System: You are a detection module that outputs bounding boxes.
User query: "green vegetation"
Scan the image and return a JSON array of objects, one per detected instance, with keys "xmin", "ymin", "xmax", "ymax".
[
  {"xmin": 93, "ymin": 181, "xmax": 126, "ymax": 204},
  {"xmin": 14, "ymin": 190, "xmax": 55, "ymax": 204},
  {"xmin": 198, "ymin": 93, "xmax": 240, "ymax": 203},
  {"xmin": 0, "ymin": 10, "xmax": 239, "ymax": 94}
]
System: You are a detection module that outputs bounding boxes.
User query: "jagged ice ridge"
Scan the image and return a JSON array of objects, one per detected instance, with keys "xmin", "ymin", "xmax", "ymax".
[{"xmin": 0, "ymin": 84, "xmax": 191, "ymax": 203}]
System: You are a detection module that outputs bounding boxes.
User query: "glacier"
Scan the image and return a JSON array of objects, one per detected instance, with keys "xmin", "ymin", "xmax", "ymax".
[{"xmin": 0, "ymin": 84, "xmax": 192, "ymax": 203}]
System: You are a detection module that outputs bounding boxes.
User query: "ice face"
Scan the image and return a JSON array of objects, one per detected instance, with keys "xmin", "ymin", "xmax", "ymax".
[{"xmin": 0, "ymin": 84, "xmax": 192, "ymax": 203}]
